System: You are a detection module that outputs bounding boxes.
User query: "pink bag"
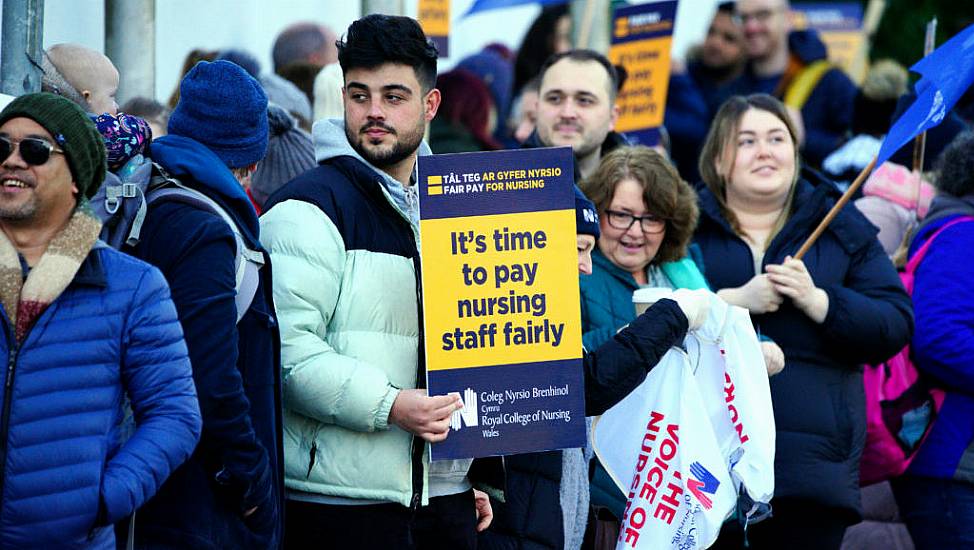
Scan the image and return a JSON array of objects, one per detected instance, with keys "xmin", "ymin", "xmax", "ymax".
[{"xmin": 860, "ymin": 216, "xmax": 974, "ymax": 486}]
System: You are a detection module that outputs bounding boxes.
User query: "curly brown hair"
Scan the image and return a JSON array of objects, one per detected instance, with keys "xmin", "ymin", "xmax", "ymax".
[{"xmin": 581, "ymin": 146, "xmax": 699, "ymax": 264}]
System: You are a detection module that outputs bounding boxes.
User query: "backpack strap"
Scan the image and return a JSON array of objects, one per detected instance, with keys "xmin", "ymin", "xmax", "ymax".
[
  {"xmin": 119, "ymin": 169, "xmax": 174, "ymax": 248},
  {"xmin": 905, "ymin": 216, "xmax": 974, "ymax": 274},
  {"xmin": 784, "ymin": 60, "xmax": 832, "ymax": 111},
  {"xmin": 146, "ymin": 179, "xmax": 264, "ymax": 323}
]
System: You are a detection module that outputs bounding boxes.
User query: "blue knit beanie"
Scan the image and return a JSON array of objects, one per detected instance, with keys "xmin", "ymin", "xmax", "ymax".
[
  {"xmin": 168, "ymin": 60, "xmax": 269, "ymax": 168},
  {"xmin": 574, "ymin": 185, "xmax": 600, "ymax": 239}
]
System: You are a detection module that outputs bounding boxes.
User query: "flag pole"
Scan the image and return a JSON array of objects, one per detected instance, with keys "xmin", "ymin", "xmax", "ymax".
[
  {"xmin": 911, "ymin": 18, "xmax": 938, "ymax": 173},
  {"xmin": 794, "ymin": 156, "xmax": 878, "ymax": 260}
]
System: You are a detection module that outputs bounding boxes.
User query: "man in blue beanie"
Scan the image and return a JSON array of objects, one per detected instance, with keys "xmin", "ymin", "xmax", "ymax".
[{"xmin": 121, "ymin": 60, "xmax": 284, "ymax": 549}]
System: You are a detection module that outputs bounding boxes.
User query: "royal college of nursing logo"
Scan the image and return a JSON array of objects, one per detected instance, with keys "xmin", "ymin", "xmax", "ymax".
[
  {"xmin": 450, "ymin": 388, "xmax": 479, "ymax": 431},
  {"xmin": 687, "ymin": 461, "xmax": 720, "ymax": 510}
]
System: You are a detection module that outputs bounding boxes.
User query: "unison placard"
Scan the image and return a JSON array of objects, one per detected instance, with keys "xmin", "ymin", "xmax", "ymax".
[{"xmin": 418, "ymin": 147, "xmax": 586, "ymax": 460}]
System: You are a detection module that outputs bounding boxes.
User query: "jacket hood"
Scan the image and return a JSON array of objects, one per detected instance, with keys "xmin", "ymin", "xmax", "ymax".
[
  {"xmin": 915, "ymin": 194, "xmax": 974, "ymax": 244},
  {"xmin": 522, "ymin": 130, "xmax": 630, "ymax": 186},
  {"xmin": 523, "ymin": 129, "xmax": 630, "ymax": 158},
  {"xmin": 312, "ymin": 118, "xmax": 431, "ymax": 225},
  {"xmin": 150, "ymin": 134, "xmax": 261, "ymax": 248},
  {"xmin": 789, "ymin": 29, "xmax": 829, "ymax": 64}
]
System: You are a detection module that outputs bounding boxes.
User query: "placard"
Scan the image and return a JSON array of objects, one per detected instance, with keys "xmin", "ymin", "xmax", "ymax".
[
  {"xmin": 792, "ymin": 3, "xmax": 866, "ymax": 83},
  {"xmin": 608, "ymin": 1, "xmax": 678, "ymax": 146},
  {"xmin": 419, "ymin": 147, "xmax": 586, "ymax": 460},
  {"xmin": 419, "ymin": 0, "xmax": 450, "ymax": 57}
]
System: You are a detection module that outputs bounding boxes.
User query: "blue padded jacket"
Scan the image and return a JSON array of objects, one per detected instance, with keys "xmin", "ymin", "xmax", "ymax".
[{"xmin": 0, "ymin": 245, "xmax": 201, "ymax": 548}]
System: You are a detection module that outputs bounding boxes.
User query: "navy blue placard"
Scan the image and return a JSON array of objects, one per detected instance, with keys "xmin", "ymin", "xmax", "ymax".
[
  {"xmin": 624, "ymin": 128, "xmax": 663, "ymax": 147},
  {"xmin": 611, "ymin": 1, "xmax": 679, "ymax": 45},
  {"xmin": 431, "ymin": 35, "xmax": 449, "ymax": 58},
  {"xmin": 793, "ymin": 3, "xmax": 863, "ymax": 31},
  {"xmin": 428, "ymin": 359, "xmax": 587, "ymax": 460},
  {"xmin": 418, "ymin": 147, "xmax": 575, "ymax": 220}
]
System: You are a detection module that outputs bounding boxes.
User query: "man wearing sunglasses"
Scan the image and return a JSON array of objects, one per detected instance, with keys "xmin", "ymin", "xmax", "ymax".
[{"xmin": 0, "ymin": 93, "xmax": 201, "ymax": 548}]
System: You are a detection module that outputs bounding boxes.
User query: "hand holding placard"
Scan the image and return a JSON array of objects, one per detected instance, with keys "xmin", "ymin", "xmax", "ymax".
[
  {"xmin": 389, "ymin": 389, "xmax": 461, "ymax": 442},
  {"xmin": 420, "ymin": 146, "xmax": 585, "ymax": 460}
]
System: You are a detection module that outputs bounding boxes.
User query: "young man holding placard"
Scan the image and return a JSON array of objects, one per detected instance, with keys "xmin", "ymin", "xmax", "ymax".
[{"xmin": 260, "ymin": 14, "xmax": 491, "ymax": 549}]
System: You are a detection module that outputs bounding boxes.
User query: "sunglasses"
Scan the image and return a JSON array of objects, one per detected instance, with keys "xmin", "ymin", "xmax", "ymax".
[{"xmin": 0, "ymin": 136, "xmax": 64, "ymax": 166}]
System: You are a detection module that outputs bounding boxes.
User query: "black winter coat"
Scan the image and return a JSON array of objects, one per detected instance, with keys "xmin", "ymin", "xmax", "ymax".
[
  {"xmin": 124, "ymin": 137, "xmax": 285, "ymax": 548},
  {"xmin": 479, "ymin": 299, "xmax": 689, "ymax": 549},
  {"xmin": 693, "ymin": 170, "xmax": 912, "ymax": 521}
]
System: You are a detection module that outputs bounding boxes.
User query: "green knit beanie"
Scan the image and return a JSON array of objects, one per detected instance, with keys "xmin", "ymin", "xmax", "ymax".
[{"xmin": 0, "ymin": 92, "xmax": 107, "ymax": 199}]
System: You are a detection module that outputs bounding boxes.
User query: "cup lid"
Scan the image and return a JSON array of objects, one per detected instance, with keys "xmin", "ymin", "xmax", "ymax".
[{"xmin": 632, "ymin": 287, "xmax": 673, "ymax": 304}]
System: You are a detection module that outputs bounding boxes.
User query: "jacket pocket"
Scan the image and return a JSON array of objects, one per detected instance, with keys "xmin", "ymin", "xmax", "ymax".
[{"xmin": 242, "ymin": 487, "xmax": 278, "ymax": 539}]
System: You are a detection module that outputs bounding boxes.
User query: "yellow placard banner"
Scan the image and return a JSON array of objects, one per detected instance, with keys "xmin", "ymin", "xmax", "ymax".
[
  {"xmin": 421, "ymin": 210, "xmax": 581, "ymax": 371},
  {"xmin": 607, "ymin": 1, "xmax": 678, "ymax": 144},
  {"xmin": 791, "ymin": 4, "xmax": 868, "ymax": 83},
  {"xmin": 418, "ymin": 0, "xmax": 450, "ymax": 57},
  {"xmin": 609, "ymin": 36, "xmax": 673, "ymax": 132},
  {"xmin": 418, "ymin": 147, "xmax": 586, "ymax": 460}
]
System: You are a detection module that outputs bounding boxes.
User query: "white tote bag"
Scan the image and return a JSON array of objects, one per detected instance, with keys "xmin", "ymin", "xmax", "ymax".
[
  {"xmin": 689, "ymin": 297, "xmax": 776, "ymax": 508},
  {"xmin": 592, "ymin": 348, "xmax": 737, "ymax": 549}
]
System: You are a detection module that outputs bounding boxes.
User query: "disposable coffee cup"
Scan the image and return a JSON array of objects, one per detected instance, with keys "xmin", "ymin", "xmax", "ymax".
[{"xmin": 632, "ymin": 288, "xmax": 674, "ymax": 315}]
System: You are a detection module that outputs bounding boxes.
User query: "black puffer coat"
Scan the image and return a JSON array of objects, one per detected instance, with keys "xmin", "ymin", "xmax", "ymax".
[{"xmin": 693, "ymin": 170, "xmax": 912, "ymax": 521}]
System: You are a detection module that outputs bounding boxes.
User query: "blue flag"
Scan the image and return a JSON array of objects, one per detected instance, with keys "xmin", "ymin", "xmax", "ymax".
[
  {"xmin": 463, "ymin": 0, "xmax": 568, "ymax": 17},
  {"xmin": 876, "ymin": 22, "xmax": 974, "ymax": 165}
]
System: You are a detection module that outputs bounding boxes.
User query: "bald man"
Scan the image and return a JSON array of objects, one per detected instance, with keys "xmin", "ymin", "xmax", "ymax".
[
  {"xmin": 271, "ymin": 22, "xmax": 338, "ymax": 73},
  {"xmin": 42, "ymin": 43, "xmax": 120, "ymax": 116}
]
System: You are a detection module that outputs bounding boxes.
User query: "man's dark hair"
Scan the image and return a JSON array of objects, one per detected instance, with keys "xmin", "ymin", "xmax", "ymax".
[
  {"xmin": 935, "ymin": 131, "xmax": 974, "ymax": 198},
  {"xmin": 717, "ymin": 1, "xmax": 736, "ymax": 14},
  {"xmin": 273, "ymin": 23, "xmax": 328, "ymax": 71},
  {"xmin": 337, "ymin": 15, "xmax": 438, "ymax": 92},
  {"xmin": 538, "ymin": 49, "xmax": 620, "ymax": 101}
]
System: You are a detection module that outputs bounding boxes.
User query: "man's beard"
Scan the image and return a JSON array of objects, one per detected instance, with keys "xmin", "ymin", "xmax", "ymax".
[
  {"xmin": 0, "ymin": 183, "xmax": 38, "ymax": 222},
  {"xmin": 0, "ymin": 201, "xmax": 37, "ymax": 221},
  {"xmin": 346, "ymin": 119, "xmax": 425, "ymax": 168}
]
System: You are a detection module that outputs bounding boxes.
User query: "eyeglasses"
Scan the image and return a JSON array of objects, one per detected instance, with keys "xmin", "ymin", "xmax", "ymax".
[
  {"xmin": 0, "ymin": 136, "xmax": 64, "ymax": 166},
  {"xmin": 604, "ymin": 209, "xmax": 666, "ymax": 234}
]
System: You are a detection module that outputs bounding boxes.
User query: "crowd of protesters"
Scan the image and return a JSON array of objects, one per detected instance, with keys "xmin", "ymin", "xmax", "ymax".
[{"xmin": 0, "ymin": 1, "xmax": 973, "ymax": 549}]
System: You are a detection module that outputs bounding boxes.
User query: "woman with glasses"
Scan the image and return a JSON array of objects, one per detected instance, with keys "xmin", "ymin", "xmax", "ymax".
[
  {"xmin": 577, "ymin": 145, "xmax": 708, "ymax": 536},
  {"xmin": 695, "ymin": 94, "xmax": 912, "ymax": 549},
  {"xmin": 579, "ymin": 146, "xmax": 707, "ymax": 349}
]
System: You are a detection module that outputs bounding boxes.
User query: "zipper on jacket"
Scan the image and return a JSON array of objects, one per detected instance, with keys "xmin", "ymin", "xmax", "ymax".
[
  {"xmin": 410, "ymin": 246, "xmax": 426, "ymax": 511},
  {"xmin": 306, "ymin": 441, "xmax": 317, "ymax": 478},
  {"xmin": 0, "ymin": 337, "xmax": 21, "ymax": 516}
]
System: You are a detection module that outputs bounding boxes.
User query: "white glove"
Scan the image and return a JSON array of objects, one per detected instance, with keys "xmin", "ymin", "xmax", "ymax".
[{"xmin": 670, "ymin": 288, "xmax": 711, "ymax": 331}]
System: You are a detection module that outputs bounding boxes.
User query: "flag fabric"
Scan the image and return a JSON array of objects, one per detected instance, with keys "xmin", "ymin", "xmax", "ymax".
[
  {"xmin": 463, "ymin": 0, "xmax": 568, "ymax": 17},
  {"xmin": 876, "ymin": 22, "xmax": 974, "ymax": 166}
]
